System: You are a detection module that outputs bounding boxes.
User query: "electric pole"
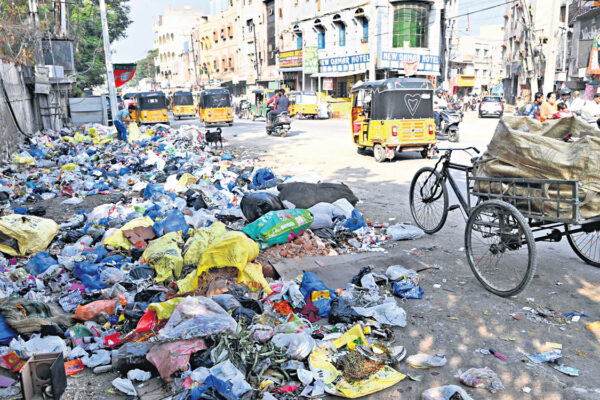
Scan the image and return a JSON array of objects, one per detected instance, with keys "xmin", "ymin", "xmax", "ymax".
[
  {"xmin": 252, "ymin": 20, "xmax": 261, "ymax": 84},
  {"xmin": 99, "ymin": 0, "xmax": 118, "ymax": 121}
]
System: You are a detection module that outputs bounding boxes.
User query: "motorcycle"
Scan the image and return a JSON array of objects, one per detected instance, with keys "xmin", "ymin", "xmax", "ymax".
[
  {"xmin": 469, "ymin": 98, "xmax": 478, "ymax": 111},
  {"xmin": 449, "ymin": 101, "xmax": 464, "ymax": 121},
  {"xmin": 265, "ymin": 106, "xmax": 291, "ymax": 137},
  {"xmin": 437, "ymin": 107, "xmax": 460, "ymax": 142},
  {"xmin": 238, "ymin": 99, "xmax": 251, "ymax": 119}
]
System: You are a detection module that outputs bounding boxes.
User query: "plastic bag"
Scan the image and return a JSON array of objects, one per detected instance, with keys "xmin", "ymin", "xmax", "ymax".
[
  {"xmin": 0, "ymin": 315, "xmax": 17, "ymax": 345},
  {"xmin": 272, "ymin": 332, "xmax": 315, "ymax": 360},
  {"xmin": 251, "ymin": 324, "xmax": 274, "ymax": 342},
  {"xmin": 25, "ymin": 252, "xmax": 58, "ymax": 276},
  {"xmin": 183, "ymin": 222, "xmax": 227, "ymax": 266},
  {"xmin": 24, "ymin": 334, "xmax": 68, "ymax": 357},
  {"xmin": 142, "ymin": 232, "xmax": 184, "ymax": 283},
  {"xmin": 238, "ymin": 262, "xmax": 272, "ymax": 294},
  {"xmin": 331, "ymin": 325, "xmax": 369, "ymax": 349},
  {"xmin": 422, "ymin": 385, "xmax": 474, "ymax": 400},
  {"xmin": 153, "ymin": 209, "xmax": 190, "ymax": 237},
  {"xmin": 406, "ymin": 353, "xmax": 447, "ymax": 368},
  {"xmin": 74, "ymin": 298, "xmax": 125, "ymax": 321},
  {"xmin": 459, "ymin": 367, "xmax": 504, "ymax": 393},
  {"xmin": 104, "ymin": 217, "xmax": 154, "ymax": 251},
  {"xmin": 112, "ymin": 378, "xmax": 137, "ymax": 396},
  {"xmin": 146, "ymin": 338, "xmax": 207, "ymax": 381},
  {"xmin": 209, "ymin": 360, "xmax": 252, "ymax": 397},
  {"xmin": 158, "ymin": 297, "xmax": 237, "ymax": 340},
  {"xmin": 353, "ymin": 302, "xmax": 407, "ymax": 327},
  {"xmin": 328, "ymin": 297, "xmax": 362, "ymax": 324},
  {"xmin": 0, "ymin": 215, "xmax": 59, "ymax": 256},
  {"xmin": 100, "ymin": 267, "xmax": 124, "ymax": 285},
  {"xmin": 387, "ymin": 223, "xmax": 425, "ymax": 240},
  {"xmin": 300, "ymin": 272, "xmax": 336, "ymax": 318},
  {"xmin": 242, "ymin": 209, "xmax": 314, "ymax": 249},
  {"xmin": 386, "ymin": 265, "xmax": 418, "ymax": 281},
  {"xmin": 240, "ymin": 192, "xmax": 284, "ymax": 222},
  {"xmin": 127, "ymin": 369, "xmax": 151, "ymax": 382},
  {"xmin": 81, "ymin": 349, "xmax": 111, "ymax": 368},
  {"xmin": 343, "ymin": 209, "xmax": 367, "ymax": 231},
  {"xmin": 392, "ymin": 279, "xmax": 424, "ymax": 299}
]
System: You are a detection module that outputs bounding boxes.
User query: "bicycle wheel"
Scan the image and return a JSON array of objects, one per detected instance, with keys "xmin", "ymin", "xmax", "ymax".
[
  {"xmin": 465, "ymin": 200, "xmax": 536, "ymax": 297},
  {"xmin": 409, "ymin": 167, "xmax": 449, "ymax": 234},
  {"xmin": 566, "ymin": 223, "xmax": 600, "ymax": 267}
]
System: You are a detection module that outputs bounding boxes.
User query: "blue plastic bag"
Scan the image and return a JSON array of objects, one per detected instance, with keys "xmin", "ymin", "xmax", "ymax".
[
  {"xmin": 343, "ymin": 209, "xmax": 367, "ymax": 231},
  {"xmin": 26, "ymin": 252, "xmax": 58, "ymax": 276},
  {"xmin": 248, "ymin": 168, "xmax": 281, "ymax": 190},
  {"xmin": 191, "ymin": 375, "xmax": 238, "ymax": 400},
  {"xmin": 73, "ymin": 261, "xmax": 108, "ymax": 291},
  {"xmin": 392, "ymin": 279, "xmax": 424, "ymax": 299},
  {"xmin": 300, "ymin": 272, "xmax": 336, "ymax": 317},
  {"xmin": 153, "ymin": 209, "xmax": 189, "ymax": 237},
  {"xmin": 0, "ymin": 315, "xmax": 17, "ymax": 345},
  {"xmin": 144, "ymin": 183, "xmax": 165, "ymax": 199}
]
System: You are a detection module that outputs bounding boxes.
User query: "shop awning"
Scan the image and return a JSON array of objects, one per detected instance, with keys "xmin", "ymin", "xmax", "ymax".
[
  {"xmin": 312, "ymin": 70, "xmax": 368, "ymax": 78},
  {"xmin": 279, "ymin": 67, "xmax": 304, "ymax": 73}
]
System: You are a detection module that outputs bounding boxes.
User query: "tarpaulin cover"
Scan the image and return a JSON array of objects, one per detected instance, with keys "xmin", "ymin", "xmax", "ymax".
[{"xmin": 0, "ymin": 215, "xmax": 59, "ymax": 256}]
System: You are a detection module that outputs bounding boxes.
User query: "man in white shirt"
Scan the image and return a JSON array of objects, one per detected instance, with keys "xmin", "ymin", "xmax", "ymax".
[
  {"xmin": 569, "ymin": 91, "xmax": 585, "ymax": 116},
  {"xmin": 582, "ymin": 93, "xmax": 600, "ymax": 123}
]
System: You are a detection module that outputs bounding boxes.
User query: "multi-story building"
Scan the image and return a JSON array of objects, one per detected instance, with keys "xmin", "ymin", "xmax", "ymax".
[
  {"xmin": 152, "ymin": 6, "xmax": 206, "ymax": 89},
  {"xmin": 566, "ymin": 1, "xmax": 600, "ymax": 95},
  {"xmin": 501, "ymin": 0, "xmax": 566, "ymax": 104}
]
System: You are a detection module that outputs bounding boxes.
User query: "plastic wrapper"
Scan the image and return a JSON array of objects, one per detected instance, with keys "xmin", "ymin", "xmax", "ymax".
[
  {"xmin": 142, "ymin": 232, "xmax": 184, "ymax": 283},
  {"xmin": 422, "ymin": 385, "xmax": 474, "ymax": 400},
  {"xmin": 329, "ymin": 297, "xmax": 362, "ymax": 324},
  {"xmin": 386, "ymin": 265, "xmax": 418, "ymax": 282},
  {"xmin": 74, "ymin": 298, "xmax": 125, "ymax": 321},
  {"xmin": 387, "ymin": 223, "xmax": 425, "ymax": 240},
  {"xmin": 112, "ymin": 377, "xmax": 137, "ymax": 396},
  {"xmin": 272, "ymin": 332, "xmax": 315, "ymax": 360},
  {"xmin": 250, "ymin": 324, "xmax": 274, "ymax": 342},
  {"xmin": 242, "ymin": 209, "xmax": 314, "ymax": 249},
  {"xmin": 459, "ymin": 367, "xmax": 504, "ymax": 393},
  {"xmin": 183, "ymin": 222, "xmax": 227, "ymax": 266},
  {"xmin": 392, "ymin": 279, "xmax": 424, "ymax": 299},
  {"xmin": 146, "ymin": 338, "xmax": 207, "ymax": 381},
  {"xmin": 25, "ymin": 252, "xmax": 58, "ymax": 276},
  {"xmin": 0, "ymin": 215, "xmax": 59, "ymax": 256},
  {"xmin": 241, "ymin": 192, "xmax": 284, "ymax": 222},
  {"xmin": 100, "ymin": 267, "xmax": 124, "ymax": 285},
  {"xmin": 158, "ymin": 297, "xmax": 237, "ymax": 340},
  {"xmin": 209, "ymin": 360, "xmax": 252, "ymax": 397}
]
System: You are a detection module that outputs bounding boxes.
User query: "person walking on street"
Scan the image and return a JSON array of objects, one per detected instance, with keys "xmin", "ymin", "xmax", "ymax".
[
  {"xmin": 570, "ymin": 91, "xmax": 585, "ymax": 116},
  {"xmin": 539, "ymin": 92, "xmax": 557, "ymax": 122},
  {"xmin": 114, "ymin": 105, "xmax": 134, "ymax": 142}
]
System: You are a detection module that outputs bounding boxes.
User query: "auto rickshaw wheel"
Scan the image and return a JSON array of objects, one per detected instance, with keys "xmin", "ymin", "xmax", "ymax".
[
  {"xmin": 373, "ymin": 144, "xmax": 387, "ymax": 163},
  {"xmin": 357, "ymin": 147, "xmax": 367, "ymax": 155},
  {"xmin": 420, "ymin": 149, "xmax": 429, "ymax": 159}
]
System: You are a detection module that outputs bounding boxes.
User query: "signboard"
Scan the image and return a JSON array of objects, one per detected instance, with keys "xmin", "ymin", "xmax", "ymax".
[
  {"xmin": 380, "ymin": 52, "xmax": 440, "ymax": 75},
  {"xmin": 303, "ymin": 46, "xmax": 319, "ymax": 74},
  {"xmin": 510, "ymin": 61, "xmax": 520, "ymax": 75},
  {"xmin": 319, "ymin": 54, "xmax": 370, "ymax": 73},
  {"xmin": 457, "ymin": 75, "xmax": 476, "ymax": 87},
  {"xmin": 323, "ymin": 78, "xmax": 333, "ymax": 91},
  {"xmin": 279, "ymin": 49, "xmax": 303, "ymax": 69},
  {"xmin": 588, "ymin": 33, "xmax": 600, "ymax": 75}
]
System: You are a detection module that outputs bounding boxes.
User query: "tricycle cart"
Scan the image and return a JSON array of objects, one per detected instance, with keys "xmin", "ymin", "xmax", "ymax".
[{"xmin": 409, "ymin": 147, "xmax": 600, "ymax": 297}]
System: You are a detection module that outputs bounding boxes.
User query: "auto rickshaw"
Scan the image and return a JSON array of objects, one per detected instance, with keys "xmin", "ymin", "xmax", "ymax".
[
  {"xmin": 130, "ymin": 91, "xmax": 170, "ymax": 125},
  {"xmin": 170, "ymin": 91, "xmax": 196, "ymax": 120},
  {"xmin": 289, "ymin": 91, "xmax": 319, "ymax": 119},
  {"xmin": 351, "ymin": 78, "xmax": 436, "ymax": 162},
  {"xmin": 197, "ymin": 89, "xmax": 233, "ymax": 126},
  {"xmin": 250, "ymin": 89, "xmax": 276, "ymax": 120}
]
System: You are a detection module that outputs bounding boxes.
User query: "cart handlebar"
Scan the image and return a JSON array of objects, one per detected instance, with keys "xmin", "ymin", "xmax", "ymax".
[{"xmin": 437, "ymin": 146, "xmax": 480, "ymax": 154}]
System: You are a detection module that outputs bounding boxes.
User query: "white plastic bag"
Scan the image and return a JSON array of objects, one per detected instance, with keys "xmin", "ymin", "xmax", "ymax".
[
  {"xmin": 422, "ymin": 385, "xmax": 474, "ymax": 400},
  {"xmin": 353, "ymin": 302, "xmax": 407, "ymax": 327},
  {"xmin": 406, "ymin": 353, "xmax": 447, "ymax": 368},
  {"xmin": 271, "ymin": 332, "xmax": 315, "ymax": 360},
  {"xmin": 112, "ymin": 378, "xmax": 137, "ymax": 396},
  {"xmin": 127, "ymin": 369, "xmax": 151, "ymax": 382},
  {"xmin": 386, "ymin": 265, "xmax": 418, "ymax": 281},
  {"xmin": 387, "ymin": 223, "xmax": 425, "ymax": 240}
]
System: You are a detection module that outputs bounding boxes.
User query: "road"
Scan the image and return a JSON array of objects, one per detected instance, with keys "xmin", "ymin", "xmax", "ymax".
[{"xmin": 170, "ymin": 113, "xmax": 600, "ymax": 399}]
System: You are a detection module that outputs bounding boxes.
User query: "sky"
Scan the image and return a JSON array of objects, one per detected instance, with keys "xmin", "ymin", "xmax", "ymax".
[{"xmin": 113, "ymin": 0, "xmax": 506, "ymax": 63}]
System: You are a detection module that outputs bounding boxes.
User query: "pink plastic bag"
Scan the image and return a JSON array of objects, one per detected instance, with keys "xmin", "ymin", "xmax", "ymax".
[{"xmin": 146, "ymin": 338, "xmax": 206, "ymax": 381}]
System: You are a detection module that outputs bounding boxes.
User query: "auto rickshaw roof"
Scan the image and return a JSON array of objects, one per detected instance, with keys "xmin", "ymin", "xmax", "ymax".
[
  {"xmin": 202, "ymin": 88, "xmax": 230, "ymax": 95},
  {"xmin": 136, "ymin": 91, "xmax": 166, "ymax": 98},
  {"xmin": 352, "ymin": 78, "xmax": 433, "ymax": 92},
  {"xmin": 173, "ymin": 90, "xmax": 192, "ymax": 96}
]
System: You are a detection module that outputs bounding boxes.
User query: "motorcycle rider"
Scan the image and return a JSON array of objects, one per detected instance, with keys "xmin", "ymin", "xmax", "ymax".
[
  {"xmin": 433, "ymin": 88, "xmax": 448, "ymax": 129},
  {"xmin": 557, "ymin": 87, "xmax": 572, "ymax": 109},
  {"xmin": 267, "ymin": 90, "xmax": 289, "ymax": 128}
]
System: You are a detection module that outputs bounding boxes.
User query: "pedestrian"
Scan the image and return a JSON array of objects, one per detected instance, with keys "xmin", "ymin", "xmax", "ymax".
[
  {"xmin": 582, "ymin": 93, "xmax": 600, "ymax": 123},
  {"xmin": 114, "ymin": 105, "xmax": 134, "ymax": 142},
  {"xmin": 527, "ymin": 92, "xmax": 544, "ymax": 120},
  {"xmin": 539, "ymin": 92, "xmax": 557, "ymax": 122},
  {"xmin": 553, "ymin": 102, "xmax": 573, "ymax": 119},
  {"xmin": 463, "ymin": 93, "xmax": 470, "ymax": 112},
  {"xmin": 570, "ymin": 90, "xmax": 585, "ymax": 116},
  {"xmin": 558, "ymin": 87, "xmax": 572, "ymax": 108}
]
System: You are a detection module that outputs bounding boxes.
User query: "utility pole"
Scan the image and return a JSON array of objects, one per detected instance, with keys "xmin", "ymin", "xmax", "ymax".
[
  {"xmin": 190, "ymin": 33, "xmax": 199, "ymax": 89},
  {"xmin": 252, "ymin": 20, "xmax": 261, "ymax": 84},
  {"xmin": 99, "ymin": 0, "xmax": 118, "ymax": 122},
  {"xmin": 543, "ymin": 0, "xmax": 561, "ymax": 94},
  {"xmin": 562, "ymin": 0, "xmax": 570, "ymax": 72},
  {"xmin": 61, "ymin": 0, "xmax": 67, "ymax": 37}
]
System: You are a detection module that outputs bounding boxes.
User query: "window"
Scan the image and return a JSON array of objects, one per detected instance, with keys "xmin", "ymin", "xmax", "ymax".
[
  {"xmin": 475, "ymin": 49, "xmax": 480, "ymax": 57},
  {"xmin": 484, "ymin": 49, "xmax": 489, "ymax": 57},
  {"xmin": 362, "ymin": 21, "xmax": 369, "ymax": 43},
  {"xmin": 392, "ymin": 1, "xmax": 430, "ymax": 48},
  {"xmin": 336, "ymin": 81, "xmax": 348, "ymax": 98},
  {"xmin": 339, "ymin": 27, "xmax": 346, "ymax": 46},
  {"xmin": 483, "ymin": 69, "xmax": 488, "ymax": 76},
  {"xmin": 318, "ymin": 32, "xmax": 325, "ymax": 49},
  {"xmin": 296, "ymin": 34, "xmax": 303, "ymax": 50}
]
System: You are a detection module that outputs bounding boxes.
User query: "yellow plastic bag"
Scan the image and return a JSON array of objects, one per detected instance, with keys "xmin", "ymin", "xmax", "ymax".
[
  {"xmin": 0, "ymin": 215, "xmax": 59, "ymax": 256},
  {"xmin": 179, "ymin": 173, "xmax": 199, "ymax": 187},
  {"xmin": 104, "ymin": 217, "xmax": 154, "ymax": 251},
  {"xmin": 127, "ymin": 122, "xmax": 142, "ymax": 143},
  {"xmin": 182, "ymin": 222, "xmax": 227, "ymax": 266},
  {"xmin": 331, "ymin": 324, "xmax": 369, "ymax": 349},
  {"xmin": 176, "ymin": 231, "xmax": 259, "ymax": 294},
  {"xmin": 13, "ymin": 155, "xmax": 34, "ymax": 165},
  {"xmin": 238, "ymin": 262, "xmax": 272, "ymax": 294},
  {"xmin": 308, "ymin": 345, "xmax": 405, "ymax": 398},
  {"xmin": 147, "ymin": 297, "xmax": 186, "ymax": 320},
  {"xmin": 142, "ymin": 232, "xmax": 184, "ymax": 283},
  {"xmin": 61, "ymin": 163, "xmax": 77, "ymax": 171},
  {"xmin": 92, "ymin": 136, "xmax": 112, "ymax": 146}
]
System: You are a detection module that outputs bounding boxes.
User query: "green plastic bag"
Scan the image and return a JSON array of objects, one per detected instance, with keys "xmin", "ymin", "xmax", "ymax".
[{"xmin": 241, "ymin": 209, "xmax": 313, "ymax": 249}]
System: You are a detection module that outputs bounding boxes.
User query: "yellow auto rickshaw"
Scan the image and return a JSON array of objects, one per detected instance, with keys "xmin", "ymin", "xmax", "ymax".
[
  {"xmin": 289, "ymin": 91, "xmax": 318, "ymax": 119},
  {"xmin": 130, "ymin": 91, "xmax": 170, "ymax": 125},
  {"xmin": 171, "ymin": 91, "xmax": 196, "ymax": 120},
  {"xmin": 351, "ymin": 78, "xmax": 436, "ymax": 162},
  {"xmin": 197, "ymin": 89, "xmax": 233, "ymax": 126}
]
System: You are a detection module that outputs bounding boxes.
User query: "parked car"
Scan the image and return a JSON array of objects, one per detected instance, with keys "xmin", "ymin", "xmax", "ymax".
[{"xmin": 478, "ymin": 96, "xmax": 504, "ymax": 118}]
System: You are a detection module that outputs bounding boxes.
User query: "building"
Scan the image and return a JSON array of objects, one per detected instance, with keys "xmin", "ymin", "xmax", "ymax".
[
  {"xmin": 153, "ymin": 6, "xmax": 206, "ymax": 89},
  {"xmin": 501, "ymin": 0, "xmax": 566, "ymax": 104},
  {"xmin": 566, "ymin": 1, "xmax": 600, "ymax": 95}
]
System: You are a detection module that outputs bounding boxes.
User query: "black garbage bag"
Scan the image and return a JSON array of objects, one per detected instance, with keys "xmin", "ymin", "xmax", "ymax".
[
  {"xmin": 234, "ymin": 295, "xmax": 264, "ymax": 314},
  {"xmin": 328, "ymin": 297, "xmax": 362, "ymax": 324},
  {"xmin": 240, "ymin": 192, "xmax": 284, "ymax": 222},
  {"xmin": 277, "ymin": 182, "xmax": 359, "ymax": 209},
  {"xmin": 351, "ymin": 265, "xmax": 374, "ymax": 286},
  {"xmin": 193, "ymin": 196, "xmax": 207, "ymax": 210},
  {"xmin": 129, "ymin": 265, "xmax": 156, "ymax": 280},
  {"xmin": 231, "ymin": 307, "xmax": 257, "ymax": 324},
  {"xmin": 212, "ymin": 294, "xmax": 242, "ymax": 312},
  {"xmin": 189, "ymin": 349, "xmax": 213, "ymax": 369}
]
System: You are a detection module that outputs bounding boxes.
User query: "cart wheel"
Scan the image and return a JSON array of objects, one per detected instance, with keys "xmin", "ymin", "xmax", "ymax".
[
  {"xmin": 373, "ymin": 144, "xmax": 387, "ymax": 163},
  {"xmin": 565, "ymin": 223, "xmax": 600, "ymax": 267},
  {"xmin": 465, "ymin": 200, "xmax": 536, "ymax": 297},
  {"xmin": 409, "ymin": 167, "xmax": 449, "ymax": 234}
]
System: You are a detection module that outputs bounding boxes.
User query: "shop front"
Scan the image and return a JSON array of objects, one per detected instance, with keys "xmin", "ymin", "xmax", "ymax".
[
  {"xmin": 313, "ymin": 54, "xmax": 370, "ymax": 98},
  {"xmin": 378, "ymin": 51, "xmax": 441, "ymax": 80},
  {"xmin": 279, "ymin": 49, "xmax": 303, "ymax": 91}
]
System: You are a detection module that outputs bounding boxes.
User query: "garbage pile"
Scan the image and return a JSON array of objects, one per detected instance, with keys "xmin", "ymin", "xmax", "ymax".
[{"xmin": 0, "ymin": 122, "xmax": 443, "ymax": 398}]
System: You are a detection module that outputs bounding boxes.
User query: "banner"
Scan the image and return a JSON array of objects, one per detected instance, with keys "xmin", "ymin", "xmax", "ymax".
[
  {"xmin": 303, "ymin": 47, "xmax": 319, "ymax": 74},
  {"xmin": 113, "ymin": 63, "xmax": 137, "ymax": 88},
  {"xmin": 279, "ymin": 49, "xmax": 302, "ymax": 69},
  {"xmin": 323, "ymin": 78, "xmax": 333, "ymax": 91},
  {"xmin": 588, "ymin": 33, "xmax": 600, "ymax": 75}
]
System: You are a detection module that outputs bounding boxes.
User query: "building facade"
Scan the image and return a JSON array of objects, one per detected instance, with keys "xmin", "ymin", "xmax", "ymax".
[
  {"xmin": 152, "ymin": 6, "xmax": 206, "ymax": 89},
  {"xmin": 566, "ymin": 2, "xmax": 600, "ymax": 96}
]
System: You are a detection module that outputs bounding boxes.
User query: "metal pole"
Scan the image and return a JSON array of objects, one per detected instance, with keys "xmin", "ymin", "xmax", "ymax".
[
  {"xmin": 60, "ymin": 0, "xmax": 67, "ymax": 36},
  {"xmin": 562, "ymin": 0, "xmax": 570, "ymax": 72},
  {"xmin": 99, "ymin": 0, "xmax": 118, "ymax": 121}
]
